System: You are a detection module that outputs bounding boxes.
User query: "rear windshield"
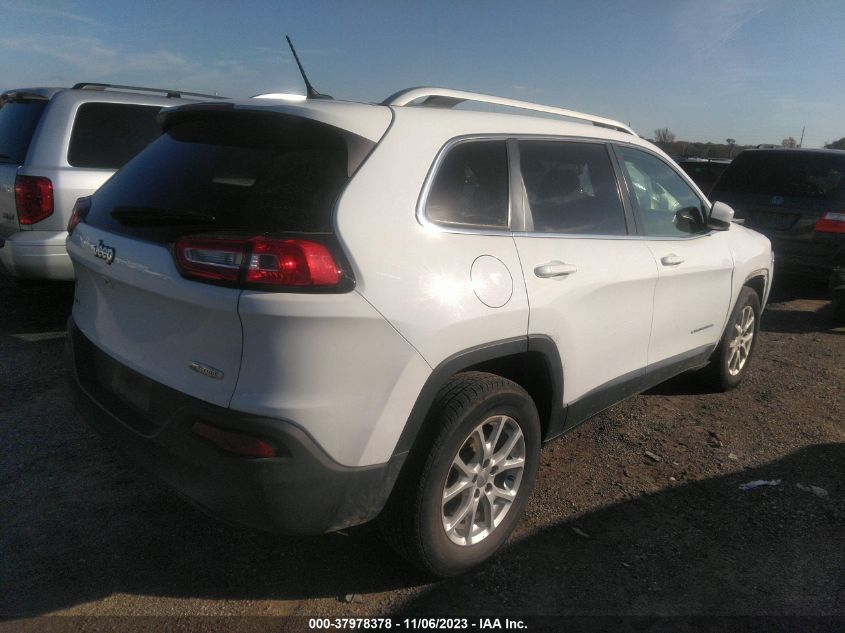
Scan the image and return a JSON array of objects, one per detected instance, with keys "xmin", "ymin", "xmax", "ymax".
[
  {"xmin": 68, "ymin": 102, "xmax": 163, "ymax": 169},
  {"xmin": 713, "ymin": 151, "xmax": 845, "ymax": 200},
  {"xmin": 85, "ymin": 110, "xmax": 371, "ymax": 242},
  {"xmin": 0, "ymin": 98, "xmax": 48, "ymax": 164}
]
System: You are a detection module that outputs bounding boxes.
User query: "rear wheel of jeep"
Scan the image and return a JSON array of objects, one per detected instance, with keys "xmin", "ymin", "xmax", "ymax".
[{"xmin": 379, "ymin": 372, "xmax": 541, "ymax": 577}]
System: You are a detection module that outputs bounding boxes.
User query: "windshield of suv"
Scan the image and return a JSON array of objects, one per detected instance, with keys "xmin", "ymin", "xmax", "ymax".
[
  {"xmin": 85, "ymin": 110, "xmax": 373, "ymax": 243},
  {"xmin": 0, "ymin": 98, "xmax": 48, "ymax": 164},
  {"xmin": 714, "ymin": 151, "xmax": 845, "ymax": 200}
]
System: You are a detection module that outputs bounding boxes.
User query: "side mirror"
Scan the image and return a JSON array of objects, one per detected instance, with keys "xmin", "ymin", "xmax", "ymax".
[{"xmin": 708, "ymin": 201, "xmax": 735, "ymax": 230}]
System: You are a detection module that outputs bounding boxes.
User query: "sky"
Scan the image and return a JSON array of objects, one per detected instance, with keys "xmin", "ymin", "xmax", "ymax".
[{"xmin": 2, "ymin": 0, "xmax": 844, "ymax": 147}]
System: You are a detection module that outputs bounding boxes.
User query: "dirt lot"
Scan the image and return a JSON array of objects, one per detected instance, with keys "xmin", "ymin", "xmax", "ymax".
[{"xmin": 1, "ymin": 274, "xmax": 843, "ymax": 629}]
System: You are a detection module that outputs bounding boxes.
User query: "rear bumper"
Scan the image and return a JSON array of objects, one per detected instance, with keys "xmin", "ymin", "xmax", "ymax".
[
  {"xmin": 65, "ymin": 318, "xmax": 404, "ymax": 534},
  {"xmin": 0, "ymin": 230, "xmax": 74, "ymax": 280}
]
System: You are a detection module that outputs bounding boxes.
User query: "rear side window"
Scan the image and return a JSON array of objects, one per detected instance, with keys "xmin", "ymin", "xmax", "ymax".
[
  {"xmin": 85, "ymin": 110, "xmax": 369, "ymax": 243},
  {"xmin": 68, "ymin": 103, "xmax": 162, "ymax": 169},
  {"xmin": 713, "ymin": 151, "xmax": 845, "ymax": 201},
  {"xmin": 520, "ymin": 141, "xmax": 627, "ymax": 235},
  {"xmin": 425, "ymin": 140, "xmax": 509, "ymax": 229},
  {"xmin": 0, "ymin": 99, "xmax": 47, "ymax": 164}
]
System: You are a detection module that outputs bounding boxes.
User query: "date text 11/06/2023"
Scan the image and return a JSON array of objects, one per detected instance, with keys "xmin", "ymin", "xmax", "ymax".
[{"xmin": 308, "ymin": 618, "xmax": 528, "ymax": 630}]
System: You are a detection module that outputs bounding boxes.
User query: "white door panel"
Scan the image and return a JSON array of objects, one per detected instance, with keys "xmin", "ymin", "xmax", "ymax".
[
  {"xmin": 646, "ymin": 235, "xmax": 733, "ymax": 364},
  {"xmin": 515, "ymin": 236, "xmax": 657, "ymax": 404}
]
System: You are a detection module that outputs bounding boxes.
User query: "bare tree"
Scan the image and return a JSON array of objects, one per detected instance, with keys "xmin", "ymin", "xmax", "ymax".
[
  {"xmin": 654, "ymin": 128, "xmax": 676, "ymax": 144},
  {"xmin": 781, "ymin": 137, "xmax": 798, "ymax": 148}
]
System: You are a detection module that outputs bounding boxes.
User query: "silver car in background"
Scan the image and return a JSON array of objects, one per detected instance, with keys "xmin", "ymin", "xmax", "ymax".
[{"xmin": 0, "ymin": 83, "xmax": 223, "ymax": 281}]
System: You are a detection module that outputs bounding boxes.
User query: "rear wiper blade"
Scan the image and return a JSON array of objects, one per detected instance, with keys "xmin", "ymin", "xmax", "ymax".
[{"xmin": 111, "ymin": 207, "xmax": 216, "ymax": 226}]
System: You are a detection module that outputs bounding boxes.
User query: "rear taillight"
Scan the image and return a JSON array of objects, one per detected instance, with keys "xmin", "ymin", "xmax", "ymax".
[
  {"xmin": 174, "ymin": 235, "xmax": 343, "ymax": 290},
  {"xmin": 67, "ymin": 196, "xmax": 91, "ymax": 234},
  {"xmin": 191, "ymin": 421, "xmax": 277, "ymax": 458},
  {"xmin": 814, "ymin": 211, "xmax": 845, "ymax": 234},
  {"xmin": 15, "ymin": 175, "xmax": 53, "ymax": 225}
]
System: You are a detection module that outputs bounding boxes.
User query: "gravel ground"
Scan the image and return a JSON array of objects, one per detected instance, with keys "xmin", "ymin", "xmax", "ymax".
[{"xmin": 1, "ymin": 274, "xmax": 843, "ymax": 629}]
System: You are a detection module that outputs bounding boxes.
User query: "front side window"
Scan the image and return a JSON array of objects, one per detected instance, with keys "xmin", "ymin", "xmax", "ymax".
[
  {"xmin": 520, "ymin": 141, "xmax": 627, "ymax": 235},
  {"xmin": 425, "ymin": 140, "xmax": 509, "ymax": 229},
  {"xmin": 68, "ymin": 102, "xmax": 163, "ymax": 169},
  {"xmin": 616, "ymin": 146, "xmax": 707, "ymax": 237}
]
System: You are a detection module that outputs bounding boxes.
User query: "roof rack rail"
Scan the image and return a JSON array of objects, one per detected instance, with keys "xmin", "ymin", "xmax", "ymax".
[
  {"xmin": 383, "ymin": 87, "xmax": 636, "ymax": 136},
  {"xmin": 71, "ymin": 83, "xmax": 226, "ymax": 100}
]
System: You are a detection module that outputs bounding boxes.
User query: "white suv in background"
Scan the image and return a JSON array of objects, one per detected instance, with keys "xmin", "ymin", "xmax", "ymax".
[
  {"xmin": 65, "ymin": 87, "xmax": 772, "ymax": 576},
  {"xmin": 0, "ymin": 83, "xmax": 222, "ymax": 281}
]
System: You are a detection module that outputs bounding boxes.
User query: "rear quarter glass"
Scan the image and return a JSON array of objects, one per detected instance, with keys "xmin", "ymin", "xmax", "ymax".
[
  {"xmin": 0, "ymin": 98, "xmax": 48, "ymax": 164},
  {"xmin": 84, "ymin": 110, "xmax": 374, "ymax": 243}
]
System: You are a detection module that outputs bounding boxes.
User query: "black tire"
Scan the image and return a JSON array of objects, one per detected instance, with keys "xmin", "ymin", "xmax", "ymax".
[
  {"xmin": 379, "ymin": 371, "xmax": 541, "ymax": 577},
  {"xmin": 704, "ymin": 286, "xmax": 761, "ymax": 391}
]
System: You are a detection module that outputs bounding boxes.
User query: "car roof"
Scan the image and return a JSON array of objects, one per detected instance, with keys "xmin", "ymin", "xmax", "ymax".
[{"xmin": 165, "ymin": 94, "xmax": 658, "ymax": 152}]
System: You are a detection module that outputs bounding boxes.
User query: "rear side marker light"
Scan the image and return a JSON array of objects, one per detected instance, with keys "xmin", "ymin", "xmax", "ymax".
[
  {"xmin": 191, "ymin": 421, "xmax": 276, "ymax": 458},
  {"xmin": 174, "ymin": 235, "xmax": 342, "ymax": 289},
  {"xmin": 814, "ymin": 212, "xmax": 845, "ymax": 234},
  {"xmin": 15, "ymin": 175, "xmax": 54, "ymax": 225}
]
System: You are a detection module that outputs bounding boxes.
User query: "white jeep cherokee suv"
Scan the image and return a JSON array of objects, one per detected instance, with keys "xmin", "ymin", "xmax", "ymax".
[{"xmin": 66, "ymin": 88, "xmax": 772, "ymax": 576}]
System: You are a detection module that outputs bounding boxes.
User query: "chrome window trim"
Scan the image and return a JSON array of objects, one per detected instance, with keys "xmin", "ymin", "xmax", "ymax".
[
  {"xmin": 417, "ymin": 133, "xmax": 720, "ymax": 240},
  {"xmin": 512, "ymin": 231, "xmax": 714, "ymax": 242}
]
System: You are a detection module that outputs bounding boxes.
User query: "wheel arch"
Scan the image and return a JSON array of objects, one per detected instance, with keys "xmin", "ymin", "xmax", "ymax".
[
  {"xmin": 743, "ymin": 269, "xmax": 768, "ymax": 304},
  {"xmin": 392, "ymin": 336, "xmax": 564, "ymax": 459}
]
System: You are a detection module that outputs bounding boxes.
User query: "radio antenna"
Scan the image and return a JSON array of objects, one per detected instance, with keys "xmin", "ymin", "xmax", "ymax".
[{"xmin": 285, "ymin": 35, "xmax": 333, "ymax": 100}]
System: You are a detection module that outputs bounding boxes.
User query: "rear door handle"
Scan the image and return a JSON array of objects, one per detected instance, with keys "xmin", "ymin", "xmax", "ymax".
[
  {"xmin": 534, "ymin": 261, "xmax": 578, "ymax": 278},
  {"xmin": 660, "ymin": 254, "xmax": 685, "ymax": 267}
]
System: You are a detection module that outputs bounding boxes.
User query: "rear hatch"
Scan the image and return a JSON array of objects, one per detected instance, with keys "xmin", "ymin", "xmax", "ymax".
[
  {"xmin": 0, "ymin": 92, "xmax": 49, "ymax": 237},
  {"xmin": 67, "ymin": 104, "xmax": 383, "ymax": 412},
  {"xmin": 711, "ymin": 150, "xmax": 845, "ymax": 262}
]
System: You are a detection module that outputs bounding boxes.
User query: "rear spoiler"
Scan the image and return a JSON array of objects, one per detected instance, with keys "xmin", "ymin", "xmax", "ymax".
[
  {"xmin": 156, "ymin": 102, "xmax": 236, "ymax": 131},
  {"xmin": 1, "ymin": 90, "xmax": 50, "ymax": 104}
]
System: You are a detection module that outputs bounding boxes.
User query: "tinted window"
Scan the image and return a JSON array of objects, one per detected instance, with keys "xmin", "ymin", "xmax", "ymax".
[
  {"xmin": 713, "ymin": 151, "xmax": 845, "ymax": 201},
  {"xmin": 617, "ymin": 146, "xmax": 706, "ymax": 237},
  {"xmin": 520, "ymin": 141, "xmax": 626, "ymax": 235},
  {"xmin": 68, "ymin": 103, "xmax": 162, "ymax": 169},
  {"xmin": 0, "ymin": 99, "xmax": 47, "ymax": 164},
  {"xmin": 85, "ymin": 111, "xmax": 364, "ymax": 243},
  {"xmin": 426, "ymin": 141, "xmax": 509, "ymax": 229}
]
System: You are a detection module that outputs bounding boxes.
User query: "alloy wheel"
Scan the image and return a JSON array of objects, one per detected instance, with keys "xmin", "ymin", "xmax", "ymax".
[
  {"xmin": 727, "ymin": 305, "xmax": 755, "ymax": 376},
  {"xmin": 441, "ymin": 415, "xmax": 526, "ymax": 546}
]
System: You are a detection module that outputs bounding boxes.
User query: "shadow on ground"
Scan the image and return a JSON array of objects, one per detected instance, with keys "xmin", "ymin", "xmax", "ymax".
[{"xmin": 0, "ymin": 279, "xmax": 74, "ymax": 336}]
